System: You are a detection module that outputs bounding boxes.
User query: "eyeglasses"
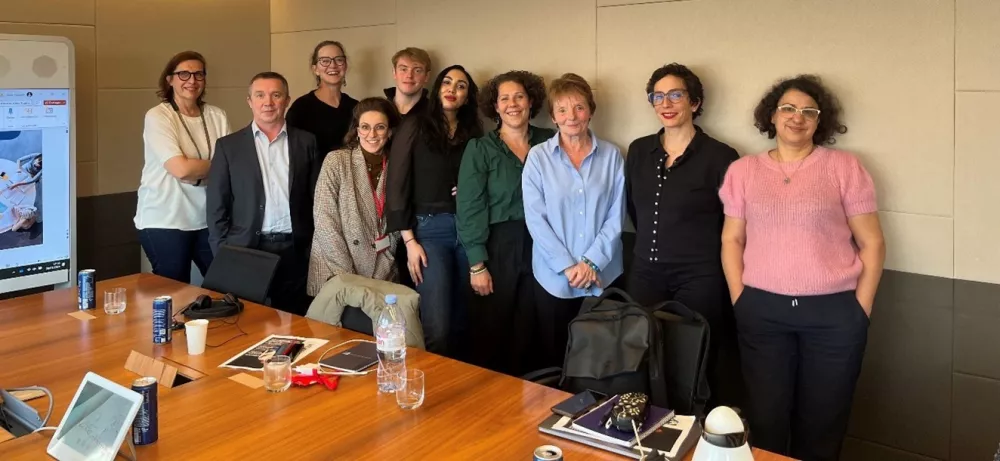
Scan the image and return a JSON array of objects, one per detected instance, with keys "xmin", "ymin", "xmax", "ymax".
[
  {"xmin": 776, "ymin": 104, "xmax": 821, "ymax": 121},
  {"xmin": 647, "ymin": 90, "xmax": 688, "ymax": 105},
  {"xmin": 317, "ymin": 56, "xmax": 347, "ymax": 67},
  {"xmin": 358, "ymin": 124, "xmax": 388, "ymax": 136},
  {"xmin": 172, "ymin": 70, "xmax": 206, "ymax": 82}
]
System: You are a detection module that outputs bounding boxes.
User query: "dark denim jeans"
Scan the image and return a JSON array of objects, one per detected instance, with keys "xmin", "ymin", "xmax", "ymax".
[
  {"xmin": 138, "ymin": 228, "xmax": 214, "ymax": 284},
  {"xmin": 413, "ymin": 213, "xmax": 470, "ymax": 357}
]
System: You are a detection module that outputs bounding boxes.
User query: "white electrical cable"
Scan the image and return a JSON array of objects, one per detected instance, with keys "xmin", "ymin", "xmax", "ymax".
[
  {"xmin": 7, "ymin": 386, "xmax": 54, "ymax": 427},
  {"xmin": 633, "ymin": 418, "xmax": 647, "ymax": 461},
  {"xmin": 32, "ymin": 426, "xmax": 57, "ymax": 433},
  {"xmin": 313, "ymin": 339, "xmax": 379, "ymax": 376}
]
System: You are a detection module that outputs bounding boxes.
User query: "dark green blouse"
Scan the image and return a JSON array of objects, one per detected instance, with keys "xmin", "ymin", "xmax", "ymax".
[{"xmin": 456, "ymin": 126, "xmax": 556, "ymax": 266}]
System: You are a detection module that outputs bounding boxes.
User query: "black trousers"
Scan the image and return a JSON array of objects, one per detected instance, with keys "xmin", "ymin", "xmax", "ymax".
[
  {"xmin": 468, "ymin": 220, "xmax": 539, "ymax": 377},
  {"xmin": 256, "ymin": 236, "xmax": 310, "ymax": 316},
  {"xmin": 138, "ymin": 228, "xmax": 214, "ymax": 284},
  {"xmin": 735, "ymin": 286, "xmax": 869, "ymax": 461},
  {"xmin": 534, "ymin": 279, "xmax": 584, "ymax": 370},
  {"xmin": 626, "ymin": 259, "xmax": 745, "ymax": 409}
]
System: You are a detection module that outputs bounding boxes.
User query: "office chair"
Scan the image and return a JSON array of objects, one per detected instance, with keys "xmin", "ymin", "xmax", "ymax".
[{"xmin": 201, "ymin": 245, "xmax": 280, "ymax": 305}]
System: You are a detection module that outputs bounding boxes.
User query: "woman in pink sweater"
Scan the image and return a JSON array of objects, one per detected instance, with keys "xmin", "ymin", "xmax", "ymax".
[{"xmin": 719, "ymin": 75, "xmax": 885, "ymax": 461}]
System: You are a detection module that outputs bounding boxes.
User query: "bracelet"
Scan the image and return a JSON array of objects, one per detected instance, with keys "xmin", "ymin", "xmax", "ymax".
[
  {"xmin": 403, "ymin": 238, "xmax": 416, "ymax": 246},
  {"xmin": 581, "ymin": 256, "xmax": 599, "ymax": 273},
  {"xmin": 470, "ymin": 265, "xmax": 488, "ymax": 275}
]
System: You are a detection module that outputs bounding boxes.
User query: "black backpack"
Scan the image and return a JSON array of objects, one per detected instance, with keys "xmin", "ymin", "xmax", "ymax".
[
  {"xmin": 648, "ymin": 300, "xmax": 711, "ymax": 417},
  {"xmin": 558, "ymin": 289, "xmax": 669, "ymax": 408}
]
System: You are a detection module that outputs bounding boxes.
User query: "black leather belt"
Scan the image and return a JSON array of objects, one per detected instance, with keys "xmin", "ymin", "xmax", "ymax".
[{"xmin": 259, "ymin": 232, "xmax": 293, "ymax": 243}]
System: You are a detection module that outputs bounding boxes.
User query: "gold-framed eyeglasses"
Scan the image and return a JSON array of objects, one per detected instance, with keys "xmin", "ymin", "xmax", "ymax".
[
  {"xmin": 776, "ymin": 104, "xmax": 821, "ymax": 121},
  {"xmin": 647, "ymin": 89, "xmax": 688, "ymax": 105},
  {"xmin": 172, "ymin": 70, "xmax": 206, "ymax": 81},
  {"xmin": 317, "ymin": 56, "xmax": 347, "ymax": 67},
  {"xmin": 359, "ymin": 124, "xmax": 388, "ymax": 136}
]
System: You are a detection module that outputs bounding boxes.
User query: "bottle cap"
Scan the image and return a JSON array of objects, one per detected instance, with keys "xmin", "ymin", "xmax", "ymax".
[{"xmin": 385, "ymin": 294, "xmax": 397, "ymax": 304}]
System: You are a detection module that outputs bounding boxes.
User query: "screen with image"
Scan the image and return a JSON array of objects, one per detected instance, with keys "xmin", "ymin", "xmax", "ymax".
[
  {"xmin": 0, "ymin": 88, "xmax": 71, "ymax": 293},
  {"xmin": 52, "ymin": 381, "xmax": 135, "ymax": 459}
]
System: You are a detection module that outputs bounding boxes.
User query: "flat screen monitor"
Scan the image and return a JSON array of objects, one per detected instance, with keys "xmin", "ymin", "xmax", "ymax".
[{"xmin": 0, "ymin": 88, "xmax": 71, "ymax": 292}]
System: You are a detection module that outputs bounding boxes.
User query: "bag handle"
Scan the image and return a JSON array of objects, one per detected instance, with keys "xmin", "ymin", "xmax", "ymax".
[
  {"xmin": 579, "ymin": 288, "xmax": 640, "ymax": 314},
  {"xmin": 648, "ymin": 299, "xmax": 703, "ymax": 322}
]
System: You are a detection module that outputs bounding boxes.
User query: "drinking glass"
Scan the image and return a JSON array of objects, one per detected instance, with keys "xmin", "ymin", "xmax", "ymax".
[
  {"xmin": 103, "ymin": 287, "xmax": 127, "ymax": 315},
  {"xmin": 395, "ymin": 369, "xmax": 425, "ymax": 409},
  {"xmin": 263, "ymin": 355, "xmax": 292, "ymax": 392}
]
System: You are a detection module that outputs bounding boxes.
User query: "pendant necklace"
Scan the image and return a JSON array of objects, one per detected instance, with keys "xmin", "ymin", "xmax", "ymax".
[{"xmin": 770, "ymin": 149, "xmax": 812, "ymax": 184}]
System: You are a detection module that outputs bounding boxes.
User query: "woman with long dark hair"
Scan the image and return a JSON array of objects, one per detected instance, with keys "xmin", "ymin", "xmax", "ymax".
[{"xmin": 386, "ymin": 65, "xmax": 483, "ymax": 357}]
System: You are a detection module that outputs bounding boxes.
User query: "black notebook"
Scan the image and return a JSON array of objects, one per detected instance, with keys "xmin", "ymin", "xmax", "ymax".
[{"xmin": 319, "ymin": 342, "xmax": 379, "ymax": 372}]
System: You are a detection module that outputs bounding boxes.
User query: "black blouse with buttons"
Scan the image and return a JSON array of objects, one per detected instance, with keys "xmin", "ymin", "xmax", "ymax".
[{"xmin": 625, "ymin": 126, "xmax": 739, "ymax": 265}]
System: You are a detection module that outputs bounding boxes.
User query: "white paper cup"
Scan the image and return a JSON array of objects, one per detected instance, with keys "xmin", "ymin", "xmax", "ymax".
[{"xmin": 185, "ymin": 319, "xmax": 209, "ymax": 355}]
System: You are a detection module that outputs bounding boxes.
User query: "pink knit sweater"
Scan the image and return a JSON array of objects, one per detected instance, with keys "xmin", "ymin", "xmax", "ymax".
[{"xmin": 719, "ymin": 146, "xmax": 877, "ymax": 296}]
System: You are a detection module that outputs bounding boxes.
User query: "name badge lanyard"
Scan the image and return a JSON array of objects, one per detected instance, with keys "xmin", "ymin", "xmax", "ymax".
[
  {"xmin": 372, "ymin": 156, "xmax": 388, "ymax": 237},
  {"xmin": 175, "ymin": 107, "xmax": 211, "ymax": 160},
  {"xmin": 175, "ymin": 107, "xmax": 211, "ymax": 186}
]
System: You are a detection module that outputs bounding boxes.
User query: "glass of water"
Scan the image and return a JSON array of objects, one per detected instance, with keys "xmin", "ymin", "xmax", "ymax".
[
  {"xmin": 263, "ymin": 355, "xmax": 292, "ymax": 393},
  {"xmin": 103, "ymin": 287, "xmax": 127, "ymax": 315},
  {"xmin": 396, "ymin": 369, "xmax": 425, "ymax": 409}
]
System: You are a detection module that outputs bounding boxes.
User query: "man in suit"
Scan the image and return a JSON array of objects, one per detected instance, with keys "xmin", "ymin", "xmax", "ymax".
[{"xmin": 207, "ymin": 71, "xmax": 320, "ymax": 315}]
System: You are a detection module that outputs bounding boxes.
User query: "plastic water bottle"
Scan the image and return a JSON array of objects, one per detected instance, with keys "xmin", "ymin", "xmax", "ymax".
[{"xmin": 376, "ymin": 294, "xmax": 407, "ymax": 393}]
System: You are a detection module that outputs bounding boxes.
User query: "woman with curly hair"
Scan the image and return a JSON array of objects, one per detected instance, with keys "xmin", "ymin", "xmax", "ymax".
[
  {"xmin": 386, "ymin": 65, "xmax": 483, "ymax": 356},
  {"xmin": 719, "ymin": 75, "xmax": 885, "ymax": 461},
  {"xmin": 456, "ymin": 70, "xmax": 553, "ymax": 375}
]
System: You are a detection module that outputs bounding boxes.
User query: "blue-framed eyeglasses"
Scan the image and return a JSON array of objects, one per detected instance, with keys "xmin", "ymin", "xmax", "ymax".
[{"xmin": 647, "ymin": 89, "xmax": 688, "ymax": 105}]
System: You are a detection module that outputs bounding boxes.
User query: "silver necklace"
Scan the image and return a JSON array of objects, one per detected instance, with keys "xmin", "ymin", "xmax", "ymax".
[{"xmin": 770, "ymin": 149, "xmax": 811, "ymax": 184}]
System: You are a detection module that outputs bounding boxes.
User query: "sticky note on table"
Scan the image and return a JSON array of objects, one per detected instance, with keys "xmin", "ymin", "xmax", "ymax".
[
  {"xmin": 68, "ymin": 311, "xmax": 96, "ymax": 320},
  {"xmin": 229, "ymin": 373, "xmax": 264, "ymax": 389}
]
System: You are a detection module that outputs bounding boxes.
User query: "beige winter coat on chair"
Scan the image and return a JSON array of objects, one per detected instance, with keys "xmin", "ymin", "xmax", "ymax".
[{"xmin": 306, "ymin": 273, "xmax": 425, "ymax": 350}]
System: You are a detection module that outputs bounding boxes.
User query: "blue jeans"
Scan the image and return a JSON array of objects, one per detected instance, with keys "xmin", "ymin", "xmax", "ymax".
[
  {"xmin": 413, "ymin": 214, "xmax": 470, "ymax": 357},
  {"xmin": 138, "ymin": 228, "xmax": 214, "ymax": 284}
]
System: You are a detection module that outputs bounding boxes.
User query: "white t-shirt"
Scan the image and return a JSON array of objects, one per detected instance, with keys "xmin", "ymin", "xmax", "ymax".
[{"xmin": 134, "ymin": 102, "xmax": 230, "ymax": 230}]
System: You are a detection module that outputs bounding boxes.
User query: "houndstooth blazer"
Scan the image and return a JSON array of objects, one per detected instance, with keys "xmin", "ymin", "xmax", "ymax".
[{"xmin": 307, "ymin": 147, "xmax": 398, "ymax": 296}]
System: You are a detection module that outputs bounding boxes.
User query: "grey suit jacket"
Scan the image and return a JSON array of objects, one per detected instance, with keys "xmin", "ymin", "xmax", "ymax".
[{"xmin": 206, "ymin": 124, "xmax": 320, "ymax": 262}]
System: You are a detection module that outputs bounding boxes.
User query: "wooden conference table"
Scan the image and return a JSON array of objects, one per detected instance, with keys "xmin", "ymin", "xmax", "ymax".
[{"xmin": 0, "ymin": 274, "xmax": 789, "ymax": 460}]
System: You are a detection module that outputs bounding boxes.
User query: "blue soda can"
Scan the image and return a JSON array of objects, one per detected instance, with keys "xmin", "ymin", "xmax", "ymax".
[
  {"xmin": 152, "ymin": 296, "xmax": 172, "ymax": 344},
  {"xmin": 77, "ymin": 269, "xmax": 96, "ymax": 310},
  {"xmin": 131, "ymin": 377, "xmax": 158, "ymax": 445}
]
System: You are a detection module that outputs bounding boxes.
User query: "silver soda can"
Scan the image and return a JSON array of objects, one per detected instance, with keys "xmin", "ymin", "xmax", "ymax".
[
  {"xmin": 131, "ymin": 377, "xmax": 158, "ymax": 445},
  {"xmin": 533, "ymin": 445, "xmax": 564, "ymax": 461},
  {"xmin": 77, "ymin": 269, "xmax": 96, "ymax": 310},
  {"xmin": 152, "ymin": 296, "xmax": 172, "ymax": 344}
]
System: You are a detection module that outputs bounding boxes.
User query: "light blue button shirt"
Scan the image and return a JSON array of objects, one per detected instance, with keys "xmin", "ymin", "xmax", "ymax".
[{"xmin": 522, "ymin": 131, "xmax": 625, "ymax": 299}]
